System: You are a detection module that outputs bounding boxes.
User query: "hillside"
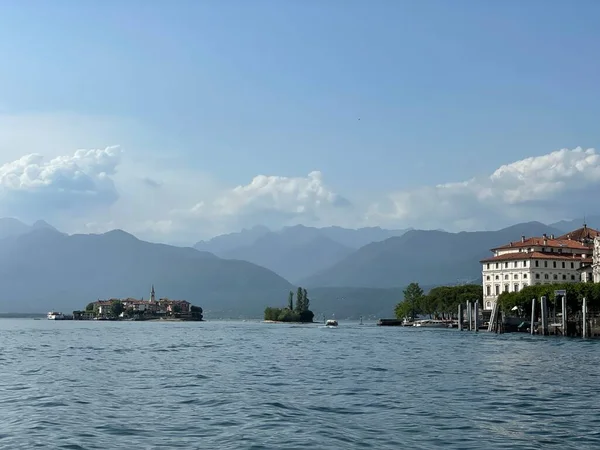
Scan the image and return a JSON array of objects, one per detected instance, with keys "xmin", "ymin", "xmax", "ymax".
[
  {"xmin": 301, "ymin": 222, "xmax": 566, "ymax": 288},
  {"xmin": 196, "ymin": 224, "xmax": 409, "ymax": 281},
  {"xmin": 222, "ymin": 234, "xmax": 354, "ymax": 282},
  {"xmin": 0, "ymin": 228, "xmax": 293, "ymax": 317},
  {"xmin": 0, "ymin": 218, "xmax": 57, "ymax": 240}
]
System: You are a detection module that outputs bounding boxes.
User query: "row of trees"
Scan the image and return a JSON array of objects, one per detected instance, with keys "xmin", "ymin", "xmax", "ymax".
[
  {"xmin": 498, "ymin": 282, "xmax": 600, "ymax": 316},
  {"xmin": 265, "ymin": 287, "xmax": 315, "ymax": 322},
  {"xmin": 394, "ymin": 282, "xmax": 482, "ymax": 320}
]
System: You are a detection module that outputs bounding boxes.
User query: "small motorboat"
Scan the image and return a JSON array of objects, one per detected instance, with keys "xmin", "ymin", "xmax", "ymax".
[{"xmin": 325, "ymin": 319, "xmax": 338, "ymax": 327}]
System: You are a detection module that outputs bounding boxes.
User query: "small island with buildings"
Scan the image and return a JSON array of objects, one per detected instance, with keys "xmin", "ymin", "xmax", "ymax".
[{"xmin": 63, "ymin": 285, "xmax": 204, "ymax": 321}]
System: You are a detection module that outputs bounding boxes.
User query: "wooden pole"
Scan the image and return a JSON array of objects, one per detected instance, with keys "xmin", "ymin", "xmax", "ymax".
[
  {"xmin": 467, "ymin": 301, "xmax": 472, "ymax": 331},
  {"xmin": 531, "ymin": 298, "xmax": 536, "ymax": 335},
  {"xmin": 540, "ymin": 296, "xmax": 548, "ymax": 336},
  {"xmin": 474, "ymin": 301, "xmax": 479, "ymax": 332},
  {"xmin": 458, "ymin": 304, "xmax": 463, "ymax": 331},
  {"xmin": 582, "ymin": 297, "xmax": 588, "ymax": 339},
  {"xmin": 561, "ymin": 294, "xmax": 567, "ymax": 337}
]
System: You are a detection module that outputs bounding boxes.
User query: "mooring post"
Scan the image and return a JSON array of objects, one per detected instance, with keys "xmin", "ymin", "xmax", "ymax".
[
  {"xmin": 561, "ymin": 294, "xmax": 567, "ymax": 337},
  {"xmin": 582, "ymin": 297, "xmax": 588, "ymax": 339},
  {"xmin": 531, "ymin": 298, "xmax": 536, "ymax": 335},
  {"xmin": 458, "ymin": 304, "xmax": 463, "ymax": 331},
  {"xmin": 467, "ymin": 301, "xmax": 472, "ymax": 331},
  {"xmin": 540, "ymin": 296, "xmax": 549, "ymax": 336},
  {"xmin": 474, "ymin": 301, "xmax": 479, "ymax": 332}
]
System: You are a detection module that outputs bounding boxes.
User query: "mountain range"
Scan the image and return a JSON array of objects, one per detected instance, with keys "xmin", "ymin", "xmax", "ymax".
[{"xmin": 0, "ymin": 216, "xmax": 595, "ymax": 318}]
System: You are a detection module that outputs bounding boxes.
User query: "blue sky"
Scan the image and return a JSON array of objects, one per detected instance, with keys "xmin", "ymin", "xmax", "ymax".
[{"xmin": 1, "ymin": 0, "xmax": 600, "ymax": 243}]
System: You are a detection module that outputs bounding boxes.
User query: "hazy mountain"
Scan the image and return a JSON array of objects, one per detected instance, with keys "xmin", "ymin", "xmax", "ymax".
[
  {"xmin": 0, "ymin": 227, "xmax": 293, "ymax": 316},
  {"xmin": 549, "ymin": 216, "xmax": 600, "ymax": 233},
  {"xmin": 0, "ymin": 218, "xmax": 58, "ymax": 240},
  {"xmin": 195, "ymin": 224, "xmax": 410, "ymax": 282},
  {"xmin": 223, "ymin": 234, "xmax": 354, "ymax": 282},
  {"xmin": 301, "ymin": 222, "xmax": 566, "ymax": 289},
  {"xmin": 194, "ymin": 225, "xmax": 270, "ymax": 254}
]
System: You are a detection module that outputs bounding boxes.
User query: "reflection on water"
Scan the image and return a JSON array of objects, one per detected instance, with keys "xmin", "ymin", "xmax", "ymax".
[{"xmin": 0, "ymin": 320, "xmax": 599, "ymax": 449}]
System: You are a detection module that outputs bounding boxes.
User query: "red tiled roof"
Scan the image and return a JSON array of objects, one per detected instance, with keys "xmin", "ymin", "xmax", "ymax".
[
  {"xmin": 480, "ymin": 251, "xmax": 588, "ymax": 263},
  {"xmin": 492, "ymin": 237, "xmax": 590, "ymax": 251},
  {"xmin": 557, "ymin": 225, "xmax": 600, "ymax": 241}
]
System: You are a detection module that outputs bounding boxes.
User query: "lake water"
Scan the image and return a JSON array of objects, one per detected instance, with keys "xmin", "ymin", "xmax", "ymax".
[{"xmin": 1, "ymin": 320, "xmax": 599, "ymax": 449}]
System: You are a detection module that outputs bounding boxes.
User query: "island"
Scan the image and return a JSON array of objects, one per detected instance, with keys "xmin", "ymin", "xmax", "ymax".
[
  {"xmin": 72, "ymin": 285, "xmax": 203, "ymax": 321},
  {"xmin": 264, "ymin": 287, "xmax": 315, "ymax": 323}
]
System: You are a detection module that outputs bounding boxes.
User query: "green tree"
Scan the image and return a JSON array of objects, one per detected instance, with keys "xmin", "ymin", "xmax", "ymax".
[
  {"xmin": 171, "ymin": 303, "xmax": 182, "ymax": 314},
  {"xmin": 85, "ymin": 302, "xmax": 95, "ymax": 312},
  {"xmin": 296, "ymin": 287, "xmax": 304, "ymax": 313},
  {"xmin": 394, "ymin": 300, "xmax": 413, "ymax": 320},
  {"xmin": 288, "ymin": 291, "xmax": 294, "ymax": 310},
  {"xmin": 110, "ymin": 300, "xmax": 124, "ymax": 317},
  {"xmin": 302, "ymin": 288, "xmax": 309, "ymax": 312},
  {"xmin": 398, "ymin": 282, "xmax": 424, "ymax": 321}
]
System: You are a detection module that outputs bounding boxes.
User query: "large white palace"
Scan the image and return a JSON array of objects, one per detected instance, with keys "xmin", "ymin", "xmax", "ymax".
[{"xmin": 480, "ymin": 225, "xmax": 600, "ymax": 311}]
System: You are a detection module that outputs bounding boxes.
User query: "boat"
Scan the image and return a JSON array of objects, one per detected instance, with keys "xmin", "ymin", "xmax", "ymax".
[
  {"xmin": 413, "ymin": 319, "xmax": 449, "ymax": 328},
  {"xmin": 325, "ymin": 319, "xmax": 338, "ymax": 327},
  {"xmin": 359, "ymin": 316, "xmax": 364, "ymax": 325},
  {"xmin": 47, "ymin": 311, "xmax": 65, "ymax": 320}
]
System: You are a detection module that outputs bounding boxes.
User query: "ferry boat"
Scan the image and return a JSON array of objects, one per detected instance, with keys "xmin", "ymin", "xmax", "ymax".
[
  {"xmin": 413, "ymin": 319, "xmax": 449, "ymax": 328},
  {"xmin": 47, "ymin": 311, "xmax": 65, "ymax": 320}
]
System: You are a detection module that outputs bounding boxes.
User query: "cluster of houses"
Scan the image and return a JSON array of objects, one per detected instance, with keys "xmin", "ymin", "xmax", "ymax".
[
  {"xmin": 481, "ymin": 224, "xmax": 600, "ymax": 311},
  {"xmin": 74, "ymin": 285, "xmax": 194, "ymax": 320}
]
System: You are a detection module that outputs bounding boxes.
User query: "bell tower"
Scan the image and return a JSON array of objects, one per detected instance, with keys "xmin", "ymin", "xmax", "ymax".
[{"xmin": 150, "ymin": 284, "xmax": 156, "ymax": 302}]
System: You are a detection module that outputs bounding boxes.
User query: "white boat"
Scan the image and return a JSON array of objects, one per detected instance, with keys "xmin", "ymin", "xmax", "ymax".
[
  {"xmin": 413, "ymin": 319, "xmax": 448, "ymax": 328},
  {"xmin": 47, "ymin": 311, "xmax": 65, "ymax": 320},
  {"xmin": 325, "ymin": 319, "xmax": 338, "ymax": 327}
]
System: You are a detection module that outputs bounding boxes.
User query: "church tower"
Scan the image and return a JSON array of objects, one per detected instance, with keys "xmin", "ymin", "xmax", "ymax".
[{"xmin": 150, "ymin": 284, "xmax": 156, "ymax": 302}]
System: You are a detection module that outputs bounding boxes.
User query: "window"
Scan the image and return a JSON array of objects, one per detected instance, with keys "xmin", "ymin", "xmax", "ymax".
[
  {"xmin": 495, "ymin": 275, "xmax": 499, "ymax": 280},
  {"xmin": 544, "ymin": 274, "xmax": 549, "ymax": 279},
  {"xmin": 495, "ymin": 263, "xmax": 499, "ymax": 269},
  {"xmin": 535, "ymin": 273, "xmax": 540, "ymax": 279},
  {"xmin": 486, "ymin": 301, "xmax": 492, "ymax": 309},
  {"xmin": 571, "ymin": 262, "xmax": 574, "ymax": 269},
  {"xmin": 504, "ymin": 274, "xmax": 509, "ymax": 280},
  {"xmin": 495, "ymin": 285, "xmax": 500, "ymax": 295},
  {"xmin": 523, "ymin": 274, "xmax": 528, "ymax": 279},
  {"xmin": 544, "ymin": 261, "xmax": 548, "ymax": 268},
  {"xmin": 553, "ymin": 262, "xmax": 557, "ymax": 268},
  {"xmin": 514, "ymin": 284, "xmax": 519, "ymax": 292},
  {"xmin": 535, "ymin": 261, "xmax": 539, "ymax": 267},
  {"xmin": 486, "ymin": 275, "xmax": 490, "ymax": 281},
  {"xmin": 524, "ymin": 261, "xmax": 527, "ymax": 267},
  {"xmin": 553, "ymin": 274, "xmax": 558, "ymax": 280},
  {"xmin": 504, "ymin": 284, "xmax": 509, "ymax": 292},
  {"xmin": 504, "ymin": 262, "xmax": 508, "ymax": 268},
  {"xmin": 514, "ymin": 261, "xmax": 518, "ymax": 268},
  {"xmin": 561, "ymin": 262, "xmax": 565, "ymax": 268},
  {"xmin": 514, "ymin": 274, "xmax": 519, "ymax": 279},
  {"xmin": 562, "ymin": 275, "xmax": 567, "ymax": 280},
  {"xmin": 486, "ymin": 286, "xmax": 491, "ymax": 296},
  {"xmin": 571, "ymin": 275, "xmax": 576, "ymax": 280},
  {"xmin": 487, "ymin": 263, "xmax": 490, "ymax": 269},
  {"xmin": 523, "ymin": 283, "xmax": 528, "ymax": 287}
]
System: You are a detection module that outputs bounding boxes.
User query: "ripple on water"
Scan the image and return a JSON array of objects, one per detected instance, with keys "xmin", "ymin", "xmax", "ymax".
[{"xmin": 0, "ymin": 320, "xmax": 600, "ymax": 449}]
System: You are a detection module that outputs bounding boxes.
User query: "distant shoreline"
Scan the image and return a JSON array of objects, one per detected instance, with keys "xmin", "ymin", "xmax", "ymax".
[{"xmin": 263, "ymin": 320, "xmax": 315, "ymax": 324}]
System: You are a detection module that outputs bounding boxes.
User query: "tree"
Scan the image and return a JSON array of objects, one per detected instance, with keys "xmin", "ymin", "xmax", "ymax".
[
  {"xmin": 190, "ymin": 305, "xmax": 203, "ymax": 320},
  {"xmin": 171, "ymin": 303, "xmax": 182, "ymax": 314},
  {"xmin": 110, "ymin": 300, "xmax": 124, "ymax": 317},
  {"xmin": 85, "ymin": 302, "xmax": 95, "ymax": 312},
  {"xmin": 396, "ymin": 282, "xmax": 424, "ymax": 321},
  {"xmin": 394, "ymin": 300, "xmax": 413, "ymax": 320},
  {"xmin": 302, "ymin": 288, "xmax": 309, "ymax": 312},
  {"xmin": 288, "ymin": 291, "xmax": 294, "ymax": 310},
  {"xmin": 296, "ymin": 287, "xmax": 304, "ymax": 313}
]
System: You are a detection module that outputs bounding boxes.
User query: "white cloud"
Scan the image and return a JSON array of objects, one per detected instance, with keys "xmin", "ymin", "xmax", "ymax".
[
  {"xmin": 171, "ymin": 171, "xmax": 354, "ymax": 235},
  {"xmin": 0, "ymin": 146, "xmax": 122, "ymax": 221},
  {"xmin": 370, "ymin": 147, "xmax": 600, "ymax": 231},
  {"xmin": 1, "ymin": 141, "xmax": 599, "ymax": 245}
]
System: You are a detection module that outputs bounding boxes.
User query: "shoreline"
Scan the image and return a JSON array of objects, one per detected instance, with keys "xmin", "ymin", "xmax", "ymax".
[{"xmin": 263, "ymin": 320, "xmax": 315, "ymax": 324}]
